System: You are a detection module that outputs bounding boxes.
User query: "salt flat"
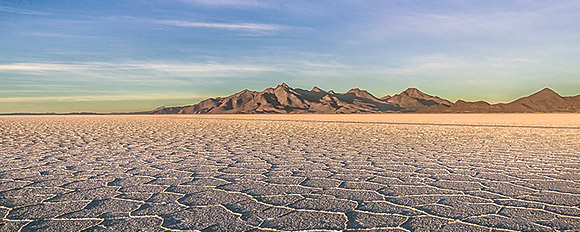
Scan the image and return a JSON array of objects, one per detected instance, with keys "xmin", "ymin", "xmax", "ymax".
[{"xmin": 0, "ymin": 115, "xmax": 579, "ymax": 231}]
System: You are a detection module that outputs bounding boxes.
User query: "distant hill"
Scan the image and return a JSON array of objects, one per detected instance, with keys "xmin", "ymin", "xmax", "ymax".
[
  {"xmin": 384, "ymin": 87, "xmax": 453, "ymax": 112},
  {"xmin": 150, "ymin": 83, "xmax": 580, "ymax": 114},
  {"xmin": 418, "ymin": 88, "xmax": 580, "ymax": 113}
]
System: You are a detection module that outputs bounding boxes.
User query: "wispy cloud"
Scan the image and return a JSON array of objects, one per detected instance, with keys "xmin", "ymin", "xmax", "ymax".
[
  {"xmin": 156, "ymin": 20, "xmax": 281, "ymax": 32},
  {"xmin": 180, "ymin": 0, "xmax": 268, "ymax": 8},
  {"xmin": 0, "ymin": 94, "xmax": 204, "ymax": 103},
  {"xmin": 0, "ymin": 63, "xmax": 92, "ymax": 72},
  {"xmin": 0, "ymin": 62, "xmax": 280, "ymax": 78},
  {"xmin": 0, "ymin": 6, "xmax": 50, "ymax": 15},
  {"xmin": 135, "ymin": 62, "xmax": 278, "ymax": 73},
  {"xmin": 368, "ymin": 12, "xmax": 526, "ymax": 40},
  {"xmin": 20, "ymin": 32, "xmax": 102, "ymax": 39},
  {"xmin": 380, "ymin": 55, "xmax": 543, "ymax": 76},
  {"xmin": 363, "ymin": 1, "xmax": 580, "ymax": 40}
]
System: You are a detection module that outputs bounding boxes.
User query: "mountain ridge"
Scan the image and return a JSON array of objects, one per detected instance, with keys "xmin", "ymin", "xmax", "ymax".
[
  {"xmin": 152, "ymin": 84, "xmax": 580, "ymax": 114},
  {"xmin": 418, "ymin": 87, "xmax": 580, "ymax": 113}
]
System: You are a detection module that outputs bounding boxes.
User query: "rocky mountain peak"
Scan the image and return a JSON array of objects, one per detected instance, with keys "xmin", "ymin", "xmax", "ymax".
[
  {"xmin": 346, "ymin": 88, "xmax": 376, "ymax": 99},
  {"xmin": 528, "ymin": 87, "xmax": 561, "ymax": 99},
  {"xmin": 401, "ymin": 87, "xmax": 428, "ymax": 98},
  {"xmin": 276, "ymin": 83, "xmax": 290, "ymax": 90},
  {"xmin": 311, "ymin": 86, "xmax": 324, "ymax": 92}
]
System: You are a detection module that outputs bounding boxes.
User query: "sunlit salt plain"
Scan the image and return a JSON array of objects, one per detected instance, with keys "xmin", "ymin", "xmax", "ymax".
[{"xmin": 1, "ymin": 114, "xmax": 579, "ymax": 231}]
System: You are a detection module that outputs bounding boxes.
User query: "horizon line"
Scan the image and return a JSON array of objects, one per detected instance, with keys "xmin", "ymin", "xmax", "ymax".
[{"xmin": 1, "ymin": 84, "xmax": 577, "ymax": 114}]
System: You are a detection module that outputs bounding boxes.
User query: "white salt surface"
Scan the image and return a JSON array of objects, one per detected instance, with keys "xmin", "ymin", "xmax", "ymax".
[{"xmin": 0, "ymin": 115, "xmax": 579, "ymax": 231}]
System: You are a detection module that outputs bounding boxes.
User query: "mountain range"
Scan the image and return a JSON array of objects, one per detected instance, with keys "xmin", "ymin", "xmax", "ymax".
[{"xmin": 151, "ymin": 83, "xmax": 580, "ymax": 114}]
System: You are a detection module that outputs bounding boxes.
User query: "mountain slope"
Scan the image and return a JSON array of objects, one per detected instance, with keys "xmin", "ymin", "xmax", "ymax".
[
  {"xmin": 565, "ymin": 95, "xmax": 580, "ymax": 108},
  {"xmin": 503, "ymin": 88, "xmax": 575, "ymax": 112},
  {"xmin": 418, "ymin": 88, "xmax": 580, "ymax": 113},
  {"xmin": 151, "ymin": 85, "xmax": 580, "ymax": 114},
  {"xmin": 154, "ymin": 83, "xmax": 402, "ymax": 114},
  {"xmin": 382, "ymin": 88, "xmax": 453, "ymax": 112}
]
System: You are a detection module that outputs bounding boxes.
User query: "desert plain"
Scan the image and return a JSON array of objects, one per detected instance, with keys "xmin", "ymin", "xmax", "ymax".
[{"xmin": 0, "ymin": 114, "xmax": 579, "ymax": 232}]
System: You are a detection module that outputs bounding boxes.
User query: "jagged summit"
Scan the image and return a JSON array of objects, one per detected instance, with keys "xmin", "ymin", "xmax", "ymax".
[
  {"xmin": 311, "ymin": 86, "xmax": 324, "ymax": 92},
  {"xmin": 382, "ymin": 87, "xmax": 453, "ymax": 112},
  {"xmin": 151, "ymin": 84, "xmax": 580, "ymax": 114},
  {"xmin": 400, "ymin": 87, "xmax": 425, "ymax": 98},
  {"xmin": 276, "ymin": 83, "xmax": 290, "ymax": 89},
  {"xmin": 346, "ymin": 88, "xmax": 377, "ymax": 99}
]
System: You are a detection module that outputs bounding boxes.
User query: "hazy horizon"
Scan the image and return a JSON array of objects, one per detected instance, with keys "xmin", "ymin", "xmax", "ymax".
[
  {"xmin": 2, "ymin": 1, "xmax": 580, "ymax": 113},
  {"xmin": 1, "ymin": 84, "xmax": 576, "ymax": 114}
]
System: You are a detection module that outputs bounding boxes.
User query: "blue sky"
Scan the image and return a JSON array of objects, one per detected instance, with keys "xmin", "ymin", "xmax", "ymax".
[{"xmin": 1, "ymin": 0, "xmax": 579, "ymax": 113}]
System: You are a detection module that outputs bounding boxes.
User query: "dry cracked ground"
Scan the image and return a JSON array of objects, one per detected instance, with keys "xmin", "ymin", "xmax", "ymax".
[{"xmin": 0, "ymin": 115, "xmax": 579, "ymax": 232}]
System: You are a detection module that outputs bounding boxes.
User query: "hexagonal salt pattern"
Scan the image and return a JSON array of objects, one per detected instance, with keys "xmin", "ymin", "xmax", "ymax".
[{"xmin": 1, "ymin": 115, "xmax": 579, "ymax": 231}]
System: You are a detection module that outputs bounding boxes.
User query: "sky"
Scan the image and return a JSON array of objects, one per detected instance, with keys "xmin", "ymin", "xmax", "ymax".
[{"xmin": 1, "ymin": 0, "xmax": 580, "ymax": 113}]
